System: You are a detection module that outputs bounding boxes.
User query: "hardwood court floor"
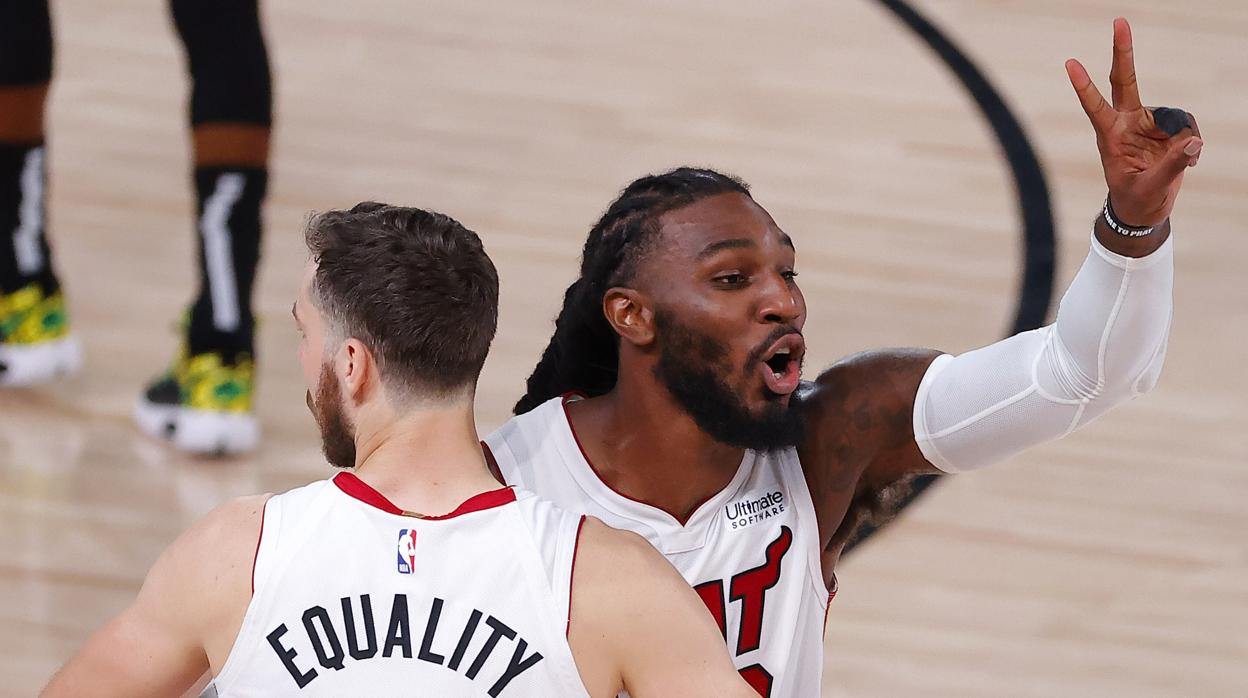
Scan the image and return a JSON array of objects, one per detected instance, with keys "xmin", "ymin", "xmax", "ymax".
[{"xmin": 1, "ymin": 0, "xmax": 1244, "ymax": 695}]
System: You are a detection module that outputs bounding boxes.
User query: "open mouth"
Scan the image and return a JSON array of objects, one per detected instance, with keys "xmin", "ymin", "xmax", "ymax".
[{"xmin": 759, "ymin": 333, "xmax": 805, "ymax": 396}]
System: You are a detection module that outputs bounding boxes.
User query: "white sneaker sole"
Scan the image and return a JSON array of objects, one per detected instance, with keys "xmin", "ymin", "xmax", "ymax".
[
  {"xmin": 0, "ymin": 335, "xmax": 82, "ymax": 387},
  {"xmin": 134, "ymin": 397, "xmax": 260, "ymax": 456}
]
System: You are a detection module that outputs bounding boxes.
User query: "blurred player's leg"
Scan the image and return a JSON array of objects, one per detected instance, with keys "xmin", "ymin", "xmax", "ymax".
[
  {"xmin": 134, "ymin": 0, "xmax": 271, "ymax": 454},
  {"xmin": 0, "ymin": 0, "xmax": 81, "ymax": 386}
]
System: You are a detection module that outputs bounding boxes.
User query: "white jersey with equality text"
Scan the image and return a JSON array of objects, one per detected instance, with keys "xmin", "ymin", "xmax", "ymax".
[
  {"xmin": 484, "ymin": 396, "xmax": 832, "ymax": 698},
  {"xmin": 207, "ymin": 473, "xmax": 591, "ymax": 697}
]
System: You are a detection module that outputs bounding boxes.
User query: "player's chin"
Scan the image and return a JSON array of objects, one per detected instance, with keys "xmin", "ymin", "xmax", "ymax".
[
  {"xmin": 761, "ymin": 390, "xmax": 793, "ymax": 409},
  {"xmin": 755, "ymin": 381, "xmax": 796, "ymax": 407}
]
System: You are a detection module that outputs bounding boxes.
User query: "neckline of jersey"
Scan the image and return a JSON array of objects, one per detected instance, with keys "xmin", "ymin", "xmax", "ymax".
[
  {"xmin": 332, "ymin": 472, "xmax": 516, "ymax": 519},
  {"xmin": 559, "ymin": 392, "xmax": 753, "ymax": 528}
]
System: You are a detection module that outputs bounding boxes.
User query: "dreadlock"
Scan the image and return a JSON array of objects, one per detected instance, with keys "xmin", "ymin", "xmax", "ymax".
[{"xmin": 514, "ymin": 167, "xmax": 751, "ymax": 415}]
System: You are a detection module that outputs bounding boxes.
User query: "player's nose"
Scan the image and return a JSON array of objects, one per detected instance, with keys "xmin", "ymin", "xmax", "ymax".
[{"xmin": 756, "ymin": 273, "xmax": 803, "ymax": 325}]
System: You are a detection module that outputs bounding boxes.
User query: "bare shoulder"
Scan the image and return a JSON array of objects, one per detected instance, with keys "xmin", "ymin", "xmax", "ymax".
[
  {"xmin": 568, "ymin": 518, "xmax": 676, "ymax": 696},
  {"xmin": 570, "ymin": 518, "xmax": 755, "ymax": 697},
  {"xmin": 802, "ymin": 348, "xmax": 942, "ymax": 413},
  {"xmin": 164, "ymin": 494, "xmax": 270, "ymax": 576},
  {"xmin": 573, "ymin": 517, "xmax": 683, "ymax": 596},
  {"xmin": 144, "ymin": 494, "xmax": 272, "ymax": 636},
  {"xmin": 39, "ymin": 495, "xmax": 272, "ymax": 697},
  {"xmin": 204, "ymin": 494, "xmax": 270, "ymax": 540},
  {"xmin": 799, "ymin": 349, "xmax": 940, "ymax": 458},
  {"xmin": 573, "ymin": 520, "xmax": 722, "ymax": 640},
  {"xmin": 796, "ymin": 349, "xmax": 942, "ymax": 538}
]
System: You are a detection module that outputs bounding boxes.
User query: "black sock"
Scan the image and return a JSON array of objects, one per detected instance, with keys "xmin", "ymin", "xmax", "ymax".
[
  {"xmin": 186, "ymin": 166, "xmax": 266, "ymax": 360},
  {"xmin": 0, "ymin": 141, "xmax": 58, "ymax": 296}
]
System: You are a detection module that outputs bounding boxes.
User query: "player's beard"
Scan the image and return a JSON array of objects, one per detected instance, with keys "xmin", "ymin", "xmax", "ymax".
[
  {"xmin": 307, "ymin": 362, "xmax": 357, "ymax": 469},
  {"xmin": 652, "ymin": 309, "xmax": 804, "ymax": 452}
]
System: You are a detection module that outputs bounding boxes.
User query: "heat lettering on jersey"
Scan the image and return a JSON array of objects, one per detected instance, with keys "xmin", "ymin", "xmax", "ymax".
[
  {"xmin": 729, "ymin": 526, "xmax": 792, "ymax": 655},
  {"xmin": 693, "ymin": 525, "xmax": 792, "ymax": 698},
  {"xmin": 738, "ymin": 664, "xmax": 775, "ymax": 697},
  {"xmin": 693, "ymin": 579, "xmax": 727, "ymax": 640},
  {"xmin": 265, "ymin": 593, "xmax": 544, "ymax": 696}
]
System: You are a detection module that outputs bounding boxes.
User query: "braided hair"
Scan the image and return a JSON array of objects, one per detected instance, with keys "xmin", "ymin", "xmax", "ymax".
[{"xmin": 514, "ymin": 167, "xmax": 751, "ymax": 414}]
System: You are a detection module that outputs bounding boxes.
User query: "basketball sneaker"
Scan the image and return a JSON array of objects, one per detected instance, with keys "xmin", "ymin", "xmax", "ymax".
[
  {"xmin": 134, "ymin": 347, "xmax": 259, "ymax": 455},
  {"xmin": 0, "ymin": 282, "xmax": 82, "ymax": 387}
]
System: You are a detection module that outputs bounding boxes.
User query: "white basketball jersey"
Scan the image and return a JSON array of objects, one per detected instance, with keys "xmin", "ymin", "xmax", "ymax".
[
  {"xmin": 484, "ymin": 396, "xmax": 832, "ymax": 698},
  {"xmin": 208, "ymin": 473, "xmax": 590, "ymax": 697}
]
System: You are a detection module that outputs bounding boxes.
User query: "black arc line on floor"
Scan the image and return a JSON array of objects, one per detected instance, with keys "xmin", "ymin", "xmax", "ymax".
[{"xmin": 846, "ymin": 0, "xmax": 1057, "ymax": 553}]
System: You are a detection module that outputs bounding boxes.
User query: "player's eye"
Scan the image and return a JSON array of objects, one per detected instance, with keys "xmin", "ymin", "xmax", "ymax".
[
  {"xmin": 714, "ymin": 272, "xmax": 749, "ymax": 287},
  {"xmin": 781, "ymin": 269, "xmax": 799, "ymax": 281}
]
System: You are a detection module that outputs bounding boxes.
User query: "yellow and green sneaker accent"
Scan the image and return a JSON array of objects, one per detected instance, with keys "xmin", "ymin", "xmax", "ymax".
[
  {"xmin": 134, "ymin": 345, "xmax": 259, "ymax": 455},
  {"xmin": 0, "ymin": 282, "xmax": 82, "ymax": 386}
]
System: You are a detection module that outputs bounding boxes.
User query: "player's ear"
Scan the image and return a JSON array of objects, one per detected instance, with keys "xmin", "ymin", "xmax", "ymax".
[
  {"xmin": 338, "ymin": 338, "xmax": 373, "ymax": 401},
  {"xmin": 603, "ymin": 287, "xmax": 655, "ymax": 347}
]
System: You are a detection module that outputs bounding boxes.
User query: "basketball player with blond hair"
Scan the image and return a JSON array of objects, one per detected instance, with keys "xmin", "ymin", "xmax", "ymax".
[
  {"xmin": 43, "ymin": 204, "xmax": 757, "ymax": 697},
  {"xmin": 486, "ymin": 19, "xmax": 1201, "ymax": 695}
]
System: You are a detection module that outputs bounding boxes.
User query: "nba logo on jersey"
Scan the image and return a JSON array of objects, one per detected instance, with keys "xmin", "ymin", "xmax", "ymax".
[{"xmin": 396, "ymin": 529, "xmax": 417, "ymax": 574}]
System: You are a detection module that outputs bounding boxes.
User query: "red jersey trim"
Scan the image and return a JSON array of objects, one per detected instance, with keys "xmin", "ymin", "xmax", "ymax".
[
  {"xmin": 332, "ymin": 472, "xmax": 516, "ymax": 519},
  {"xmin": 560, "ymin": 395, "xmax": 717, "ymax": 526},
  {"xmin": 567, "ymin": 515, "xmax": 587, "ymax": 639},
  {"xmin": 250, "ymin": 498, "xmax": 269, "ymax": 596},
  {"xmin": 481, "ymin": 441, "xmax": 506, "ymax": 485},
  {"xmin": 823, "ymin": 574, "xmax": 838, "ymax": 631}
]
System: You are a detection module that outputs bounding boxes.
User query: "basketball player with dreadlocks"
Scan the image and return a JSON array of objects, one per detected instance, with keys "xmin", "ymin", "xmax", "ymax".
[
  {"xmin": 485, "ymin": 19, "xmax": 1201, "ymax": 696},
  {"xmin": 44, "ymin": 203, "xmax": 757, "ymax": 697},
  {"xmin": 0, "ymin": 0, "xmax": 271, "ymax": 455}
]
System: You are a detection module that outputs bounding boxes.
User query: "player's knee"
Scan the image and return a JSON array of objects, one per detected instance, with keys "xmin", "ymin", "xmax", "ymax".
[
  {"xmin": 171, "ymin": 0, "xmax": 272, "ymax": 126},
  {"xmin": 0, "ymin": 0, "xmax": 54, "ymax": 87}
]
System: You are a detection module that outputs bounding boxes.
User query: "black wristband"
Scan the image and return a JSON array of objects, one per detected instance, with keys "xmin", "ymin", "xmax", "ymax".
[{"xmin": 1103, "ymin": 196, "xmax": 1156, "ymax": 237}]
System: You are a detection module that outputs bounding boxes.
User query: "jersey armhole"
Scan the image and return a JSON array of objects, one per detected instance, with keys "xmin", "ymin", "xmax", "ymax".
[
  {"xmin": 783, "ymin": 452, "xmax": 834, "ymax": 602},
  {"xmin": 212, "ymin": 495, "xmax": 280, "ymax": 693},
  {"xmin": 250, "ymin": 496, "xmax": 281, "ymax": 596},
  {"xmin": 565, "ymin": 515, "xmax": 586, "ymax": 639},
  {"xmin": 250, "ymin": 499, "xmax": 268, "ymax": 595}
]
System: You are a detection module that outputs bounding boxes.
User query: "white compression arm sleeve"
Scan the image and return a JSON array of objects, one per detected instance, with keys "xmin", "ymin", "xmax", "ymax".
[{"xmin": 913, "ymin": 231, "xmax": 1174, "ymax": 472}]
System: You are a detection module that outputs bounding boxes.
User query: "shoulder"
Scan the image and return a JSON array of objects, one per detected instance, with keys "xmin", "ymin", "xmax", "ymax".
[
  {"xmin": 571, "ymin": 518, "xmax": 686, "ymax": 611},
  {"xmin": 488, "ymin": 396, "xmax": 562, "ymax": 438},
  {"xmin": 484, "ymin": 397, "xmax": 570, "ymax": 483},
  {"xmin": 568, "ymin": 518, "xmax": 685, "ymax": 640},
  {"xmin": 795, "ymin": 349, "xmax": 942, "ymax": 522},
  {"xmin": 577, "ymin": 517, "xmax": 667, "ymax": 574},
  {"xmin": 191, "ymin": 493, "xmax": 271, "ymax": 544},
  {"xmin": 569, "ymin": 519, "xmax": 755, "ymax": 696},
  {"xmin": 506, "ymin": 488, "xmax": 579, "ymax": 541},
  {"xmin": 113, "ymin": 492, "xmax": 272, "ymax": 661},
  {"xmin": 145, "ymin": 494, "xmax": 271, "ymax": 618},
  {"xmin": 798, "ymin": 348, "xmax": 942, "ymax": 453},
  {"xmin": 485, "ymin": 400, "xmax": 550, "ymax": 452},
  {"xmin": 175, "ymin": 494, "xmax": 271, "ymax": 566},
  {"xmin": 802, "ymin": 348, "xmax": 943, "ymax": 409}
]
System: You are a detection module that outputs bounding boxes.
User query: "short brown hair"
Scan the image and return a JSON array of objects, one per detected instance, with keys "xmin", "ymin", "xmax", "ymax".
[{"xmin": 304, "ymin": 202, "xmax": 498, "ymax": 399}]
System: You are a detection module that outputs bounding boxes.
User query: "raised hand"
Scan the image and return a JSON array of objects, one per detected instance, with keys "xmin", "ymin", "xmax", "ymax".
[{"xmin": 1066, "ymin": 17, "xmax": 1202, "ymax": 227}]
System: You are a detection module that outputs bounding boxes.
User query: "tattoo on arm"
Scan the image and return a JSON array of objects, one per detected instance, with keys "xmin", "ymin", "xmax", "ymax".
[{"xmin": 801, "ymin": 349, "xmax": 942, "ymax": 555}]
